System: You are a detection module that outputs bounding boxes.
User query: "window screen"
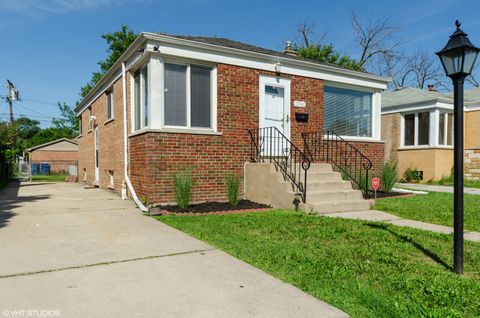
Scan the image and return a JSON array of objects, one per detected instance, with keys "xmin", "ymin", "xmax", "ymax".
[
  {"xmin": 164, "ymin": 63, "xmax": 187, "ymax": 126},
  {"xmin": 418, "ymin": 112, "xmax": 430, "ymax": 145},
  {"xmin": 324, "ymin": 86, "xmax": 372, "ymax": 137},
  {"xmin": 142, "ymin": 66, "xmax": 148, "ymax": 127},
  {"xmin": 190, "ymin": 66, "xmax": 212, "ymax": 128},
  {"xmin": 447, "ymin": 113, "xmax": 453, "ymax": 146},
  {"xmin": 404, "ymin": 114, "xmax": 415, "ymax": 146},
  {"xmin": 438, "ymin": 113, "xmax": 445, "ymax": 145},
  {"xmin": 134, "ymin": 71, "xmax": 141, "ymax": 130}
]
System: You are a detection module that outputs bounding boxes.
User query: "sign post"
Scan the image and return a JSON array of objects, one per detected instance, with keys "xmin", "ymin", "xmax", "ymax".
[{"xmin": 372, "ymin": 177, "xmax": 380, "ymax": 200}]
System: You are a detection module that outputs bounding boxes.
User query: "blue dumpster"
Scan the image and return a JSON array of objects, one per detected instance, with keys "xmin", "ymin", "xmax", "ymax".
[
  {"xmin": 40, "ymin": 163, "xmax": 51, "ymax": 175},
  {"xmin": 31, "ymin": 163, "xmax": 40, "ymax": 175}
]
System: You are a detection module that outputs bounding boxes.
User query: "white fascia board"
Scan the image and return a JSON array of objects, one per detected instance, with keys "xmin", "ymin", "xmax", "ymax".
[
  {"xmin": 149, "ymin": 39, "xmax": 389, "ymax": 90},
  {"xmin": 75, "ymin": 34, "xmax": 148, "ymax": 115},
  {"xmin": 77, "ymin": 32, "xmax": 389, "ymax": 115},
  {"xmin": 381, "ymin": 101, "xmax": 448, "ymax": 115}
]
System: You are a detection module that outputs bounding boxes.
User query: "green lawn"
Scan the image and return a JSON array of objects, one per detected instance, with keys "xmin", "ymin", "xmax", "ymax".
[
  {"xmin": 157, "ymin": 211, "xmax": 480, "ymax": 318},
  {"xmin": 31, "ymin": 174, "xmax": 66, "ymax": 182},
  {"xmin": 373, "ymin": 192, "xmax": 480, "ymax": 232}
]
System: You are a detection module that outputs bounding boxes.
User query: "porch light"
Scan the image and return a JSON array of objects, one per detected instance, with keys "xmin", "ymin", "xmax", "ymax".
[
  {"xmin": 436, "ymin": 20, "xmax": 479, "ymax": 275},
  {"xmin": 274, "ymin": 62, "xmax": 281, "ymax": 73},
  {"xmin": 436, "ymin": 20, "xmax": 480, "ymax": 78}
]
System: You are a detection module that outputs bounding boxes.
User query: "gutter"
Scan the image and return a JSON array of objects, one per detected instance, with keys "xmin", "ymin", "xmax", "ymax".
[{"xmin": 121, "ymin": 61, "xmax": 148, "ymax": 212}]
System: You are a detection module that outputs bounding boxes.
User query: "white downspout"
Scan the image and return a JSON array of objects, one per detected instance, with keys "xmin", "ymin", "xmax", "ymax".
[{"xmin": 122, "ymin": 62, "xmax": 148, "ymax": 212}]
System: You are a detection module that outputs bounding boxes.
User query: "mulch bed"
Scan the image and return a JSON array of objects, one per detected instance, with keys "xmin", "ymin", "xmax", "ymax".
[
  {"xmin": 150, "ymin": 199, "xmax": 272, "ymax": 216},
  {"xmin": 370, "ymin": 191, "xmax": 414, "ymax": 199}
]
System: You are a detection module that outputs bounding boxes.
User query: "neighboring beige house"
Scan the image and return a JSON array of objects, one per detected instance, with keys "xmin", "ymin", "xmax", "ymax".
[{"xmin": 382, "ymin": 86, "xmax": 480, "ymax": 181}]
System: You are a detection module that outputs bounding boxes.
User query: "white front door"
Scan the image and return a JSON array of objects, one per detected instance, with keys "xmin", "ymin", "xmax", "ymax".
[
  {"xmin": 94, "ymin": 126, "xmax": 99, "ymax": 183},
  {"xmin": 259, "ymin": 76, "xmax": 291, "ymax": 156}
]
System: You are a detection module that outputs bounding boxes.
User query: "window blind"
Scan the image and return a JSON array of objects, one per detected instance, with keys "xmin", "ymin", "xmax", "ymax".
[
  {"xmin": 190, "ymin": 66, "xmax": 211, "ymax": 128},
  {"xmin": 164, "ymin": 63, "xmax": 187, "ymax": 126},
  {"xmin": 324, "ymin": 86, "xmax": 372, "ymax": 137}
]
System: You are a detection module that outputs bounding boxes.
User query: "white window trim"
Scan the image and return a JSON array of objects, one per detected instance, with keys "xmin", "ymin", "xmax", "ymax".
[
  {"xmin": 323, "ymin": 82, "xmax": 380, "ymax": 141},
  {"xmin": 400, "ymin": 109, "xmax": 454, "ymax": 149},
  {"xmin": 130, "ymin": 62, "xmax": 151, "ymax": 132},
  {"xmin": 160, "ymin": 59, "xmax": 217, "ymax": 132},
  {"xmin": 106, "ymin": 89, "xmax": 114, "ymax": 121}
]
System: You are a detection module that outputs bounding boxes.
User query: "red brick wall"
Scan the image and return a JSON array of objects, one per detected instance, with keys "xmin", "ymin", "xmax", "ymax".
[
  {"xmin": 348, "ymin": 141, "xmax": 386, "ymax": 179},
  {"xmin": 129, "ymin": 64, "xmax": 325, "ymax": 204},
  {"xmin": 31, "ymin": 150, "xmax": 78, "ymax": 162},
  {"xmin": 78, "ymin": 61, "xmax": 385, "ymax": 204},
  {"xmin": 77, "ymin": 72, "xmax": 130, "ymax": 190}
]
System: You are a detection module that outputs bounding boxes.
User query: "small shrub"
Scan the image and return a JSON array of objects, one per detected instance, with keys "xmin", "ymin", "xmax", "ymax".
[
  {"xmin": 381, "ymin": 161, "xmax": 398, "ymax": 192},
  {"xmin": 226, "ymin": 175, "xmax": 240, "ymax": 206},
  {"xmin": 174, "ymin": 171, "xmax": 192, "ymax": 209},
  {"xmin": 402, "ymin": 167, "xmax": 421, "ymax": 183}
]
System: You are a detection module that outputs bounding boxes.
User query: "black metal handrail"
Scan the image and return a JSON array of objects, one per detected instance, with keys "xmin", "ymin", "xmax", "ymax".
[
  {"xmin": 248, "ymin": 127, "xmax": 311, "ymax": 202},
  {"xmin": 302, "ymin": 131, "xmax": 372, "ymax": 197}
]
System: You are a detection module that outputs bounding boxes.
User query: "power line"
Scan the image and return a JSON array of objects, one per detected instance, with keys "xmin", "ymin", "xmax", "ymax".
[
  {"xmin": 21, "ymin": 98, "xmax": 60, "ymax": 107},
  {"xmin": 16, "ymin": 103, "xmax": 59, "ymax": 118}
]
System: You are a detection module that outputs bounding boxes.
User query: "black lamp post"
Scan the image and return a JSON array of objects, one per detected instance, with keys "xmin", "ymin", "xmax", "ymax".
[{"xmin": 436, "ymin": 20, "xmax": 480, "ymax": 275}]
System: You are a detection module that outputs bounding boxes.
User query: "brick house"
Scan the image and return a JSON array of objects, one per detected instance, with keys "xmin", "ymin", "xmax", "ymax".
[
  {"xmin": 75, "ymin": 33, "xmax": 389, "ymax": 212},
  {"xmin": 382, "ymin": 86, "xmax": 480, "ymax": 181},
  {"xmin": 27, "ymin": 138, "xmax": 78, "ymax": 174}
]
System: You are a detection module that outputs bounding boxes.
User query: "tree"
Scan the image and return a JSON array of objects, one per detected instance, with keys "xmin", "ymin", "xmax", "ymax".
[
  {"xmin": 26, "ymin": 127, "xmax": 76, "ymax": 149},
  {"xmin": 350, "ymin": 11, "xmax": 403, "ymax": 70},
  {"xmin": 292, "ymin": 19, "xmax": 362, "ymax": 71},
  {"xmin": 298, "ymin": 44, "xmax": 362, "ymax": 71},
  {"xmin": 52, "ymin": 102, "xmax": 79, "ymax": 132},
  {"xmin": 80, "ymin": 24, "xmax": 138, "ymax": 98}
]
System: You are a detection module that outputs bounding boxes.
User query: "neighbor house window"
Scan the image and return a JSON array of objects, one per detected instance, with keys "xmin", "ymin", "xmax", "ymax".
[
  {"xmin": 324, "ymin": 86, "xmax": 372, "ymax": 138},
  {"xmin": 78, "ymin": 115, "xmax": 82, "ymax": 135},
  {"xmin": 133, "ymin": 65, "xmax": 149, "ymax": 131},
  {"xmin": 438, "ymin": 112, "xmax": 453, "ymax": 146},
  {"xmin": 403, "ymin": 112, "xmax": 430, "ymax": 146},
  {"xmin": 164, "ymin": 62, "xmax": 213, "ymax": 129},
  {"xmin": 106, "ymin": 89, "xmax": 114, "ymax": 120}
]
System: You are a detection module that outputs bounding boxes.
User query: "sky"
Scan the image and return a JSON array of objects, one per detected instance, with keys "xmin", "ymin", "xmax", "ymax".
[{"xmin": 0, "ymin": 0, "xmax": 478, "ymax": 127}]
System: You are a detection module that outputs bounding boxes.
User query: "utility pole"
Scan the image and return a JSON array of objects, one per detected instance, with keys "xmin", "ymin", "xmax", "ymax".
[{"xmin": 6, "ymin": 80, "xmax": 19, "ymax": 124}]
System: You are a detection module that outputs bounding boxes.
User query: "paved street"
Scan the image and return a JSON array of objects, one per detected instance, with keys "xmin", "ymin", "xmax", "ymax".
[
  {"xmin": 396, "ymin": 183, "xmax": 480, "ymax": 195},
  {"xmin": 0, "ymin": 181, "xmax": 347, "ymax": 318}
]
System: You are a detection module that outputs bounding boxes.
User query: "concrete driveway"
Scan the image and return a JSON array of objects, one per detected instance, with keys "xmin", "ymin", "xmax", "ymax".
[{"xmin": 0, "ymin": 181, "xmax": 347, "ymax": 318}]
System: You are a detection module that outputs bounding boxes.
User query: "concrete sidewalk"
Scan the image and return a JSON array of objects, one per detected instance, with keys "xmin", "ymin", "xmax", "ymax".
[
  {"xmin": 396, "ymin": 183, "xmax": 480, "ymax": 195},
  {"xmin": 0, "ymin": 181, "xmax": 347, "ymax": 318},
  {"xmin": 325, "ymin": 210, "xmax": 480, "ymax": 242}
]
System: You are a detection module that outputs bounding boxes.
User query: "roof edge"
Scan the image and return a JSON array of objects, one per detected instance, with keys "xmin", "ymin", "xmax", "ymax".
[
  {"xmin": 76, "ymin": 32, "xmax": 391, "ymax": 114},
  {"xmin": 26, "ymin": 138, "xmax": 78, "ymax": 152}
]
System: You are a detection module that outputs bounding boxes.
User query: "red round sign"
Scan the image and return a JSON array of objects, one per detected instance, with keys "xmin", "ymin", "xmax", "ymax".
[{"xmin": 372, "ymin": 177, "xmax": 380, "ymax": 190}]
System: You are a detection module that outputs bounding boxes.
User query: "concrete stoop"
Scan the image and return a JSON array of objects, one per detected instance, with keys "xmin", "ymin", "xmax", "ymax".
[{"xmin": 244, "ymin": 162, "xmax": 373, "ymax": 214}]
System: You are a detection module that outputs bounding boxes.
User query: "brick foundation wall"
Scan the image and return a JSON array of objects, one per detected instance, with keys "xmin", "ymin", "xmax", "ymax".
[
  {"xmin": 465, "ymin": 148, "xmax": 480, "ymax": 180},
  {"xmin": 348, "ymin": 141, "xmax": 386, "ymax": 180}
]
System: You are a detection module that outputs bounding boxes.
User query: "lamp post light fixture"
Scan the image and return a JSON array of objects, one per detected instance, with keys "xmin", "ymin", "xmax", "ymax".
[{"xmin": 436, "ymin": 20, "xmax": 480, "ymax": 275}]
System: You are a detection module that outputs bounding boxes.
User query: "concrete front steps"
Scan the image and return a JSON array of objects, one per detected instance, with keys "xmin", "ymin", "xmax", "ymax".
[
  {"xmin": 244, "ymin": 162, "xmax": 372, "ymax": 214},
  {"xmin": 301, "ymin": 163, "xmax": 373, "ymax": 214}
]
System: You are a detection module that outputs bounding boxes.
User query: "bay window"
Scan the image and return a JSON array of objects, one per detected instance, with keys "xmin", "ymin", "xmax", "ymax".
[
  {"xmin": 438, "ymin": 112, "xmax": 454, "ymax": 146},
  {"xmin": 164, "ymin": 62, "xmax": 213, "ymax": 129},
  {"xmin": 324, "ymin": 86, "xmax": 373, "ymax": 138},
  {"xmin": 133, "ymin": 64, "xmax": 149, "ymax": 131},
  {"xmin": 403, "ymin": 112, "xmax": 430, "ymax": 146}
]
